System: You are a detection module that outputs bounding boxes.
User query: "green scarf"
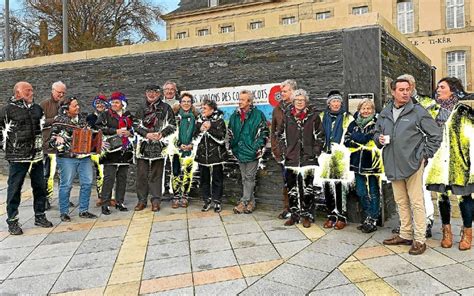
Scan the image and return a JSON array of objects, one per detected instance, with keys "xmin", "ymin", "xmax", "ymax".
[
  {"xmin": 355, "ymin": 113, "xmax": 375, "ymax": 128},
  {"xmin": 178, "ymin": 109, "xmax": 196, "ymax": 157}
]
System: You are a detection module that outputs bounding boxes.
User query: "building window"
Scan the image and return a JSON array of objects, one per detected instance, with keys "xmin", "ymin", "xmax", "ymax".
[
  {"xmin": 220, "ymin": 25, "xmax": 233, "ymax": 33},
  {"xmin": 352, "ymin": 6, "xmax": 369, "ymax": 15},
  {"xmin": 397, "ymin": 1, "xmax": 414, "ymax": 34},
  {"xmin": 281, "ymin": 16, "xmax": 296, "ymax": 25},
  {"xmin": 447, "ymin": 51, "xmax": 467, "ymax": 86},
  {"xmin": 249, "ymin": 21, "xmax": 264, "ymax": 30},
  {"xmin": 316, "ymin": 11, "xmax": 332, "ymax": 20},
  {"xmin": 209, "ymin": 0, "xmax": 218, "ymax": 7},
  {"xmin": 197, "ymin": 29, "xmax": 210, "ymax": 37},
  {"xmin": 446, "ymin": 0, "xmax": 464, "ymax": 29},
  {"xmin": 176, "ymin": 32, "xmax": 187, "ymax": 39}
]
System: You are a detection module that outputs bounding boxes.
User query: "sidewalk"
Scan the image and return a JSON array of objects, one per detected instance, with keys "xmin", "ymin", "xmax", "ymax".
[{"xmin": 0, "ymin": 175, "xmax": 473, "ymax": 295}]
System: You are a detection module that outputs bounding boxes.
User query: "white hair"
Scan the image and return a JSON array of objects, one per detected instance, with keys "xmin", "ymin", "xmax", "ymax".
[
  {"xmin": 291, "ymin": 89, "xmax": 309, "ymax": 103},
  {"xmin": 51, "ymin": 81, "xmax": 66, "ymax": 91},
  {"xmin": 163, "ymin": 81, "xmax": 177, "ymax": 89},
  {"xmin": 280, "ymin": 79, "xmax": 297, "ymax": 91},
  {"xmin": 239, "ymin": 89, "xmax": 255, "ymax": 104}
]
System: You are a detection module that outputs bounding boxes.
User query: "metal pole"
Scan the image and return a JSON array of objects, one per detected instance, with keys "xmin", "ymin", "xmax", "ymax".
[
  {"xmin": 4, "ymin": 0, "xmax": 11, "ymax": 60},
  {"xmin": 62, "ymin": 0, "xmax": 68, "ymax": 53}
]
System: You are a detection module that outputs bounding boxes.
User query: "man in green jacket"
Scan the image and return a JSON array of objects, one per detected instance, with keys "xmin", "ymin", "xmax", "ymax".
[{"xmin": 229, "ymin": 90, "xmax": 269, "ymax": 214}]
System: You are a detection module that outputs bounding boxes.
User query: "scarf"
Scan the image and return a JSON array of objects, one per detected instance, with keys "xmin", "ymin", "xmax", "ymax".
[
  {"xmin": 178, "ymin": 109, "xmax": 196, "ymax": 157},
  {"xmin": 291, "ymin": 107, "xmax": 307, "ymax": 121},
  {"xmin": 109, "ymin": 109, "xmax": 132, "ymax": 148},
  {"xmin": 435, "ymin": 95, "xmax": 458, "ymax": 125},
  {"xmin": 323, "ymin": 109, "xmax": 344, "ymax": 147},
  {"xmin": 143, "ymin": 100, "xmax": 160, "ymax": 128},
  {"xmin": 355, "ymin": 113, "xmax": 375, "ymax": 128},
  {"xmin": 240, "ymin": 109, "xmax": 247, "ymax": 122}
]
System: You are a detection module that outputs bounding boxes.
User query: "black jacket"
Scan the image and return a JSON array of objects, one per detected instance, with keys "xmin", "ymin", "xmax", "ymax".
[
  {"xmin": 279, "ymin": 107, "xmax": 324, "ymax": 167},
  {"xmin": 49, "ymin": 112, "xmax": 92, "ymax": 158},
  {"xmin": 0, "ymin": 97, "xmax": 44, "ymax": 162},
  {"xmin": 194, "ymin": 110, "xmax": 227, "ymax": 165},
  {"xmin": 96, "ymin": 109, "xmax": 134, "ymax": 164},
  {"xmin": 134, "ymin": 98, "xmax": 176, "ymax": 160}
]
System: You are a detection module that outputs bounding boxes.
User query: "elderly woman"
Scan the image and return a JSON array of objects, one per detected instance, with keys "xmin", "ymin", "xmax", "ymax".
[
  {"xmin": 95, "ymin": 92, "xmax": 134, "ymax": 215},
  {"xmin": 279, "ymin": 89, "xmax": 324, "ymax": 228},
  {"xmin": 344, "ymin": 98, "xmax": 383, "ymax": 233},
  {"xmin": 194, "ymin": 99, "xmax": 227, "ymax": 213},
  {"xmin": 320, "ymin": 90, "xmax": 353, "ymax": 230},
  {"xmin": 426, "ymin": 77, "xmax": 474, "ymax": 251},
  {"xmin": 170, "ymin": 93, "xmax": 198, "ymax": 208}
]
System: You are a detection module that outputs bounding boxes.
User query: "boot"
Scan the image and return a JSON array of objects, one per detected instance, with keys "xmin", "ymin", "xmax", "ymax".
[
  {"xmin": 459, "ymin": 227, "xmax": 472, "ymax": 251},
  {"xmin": 278, "ymin": 188, "xmax": 290, "ymax": 219},
  {"xmin": 441, "ymin": 224, "xmax": 453, "ymax": 248}
]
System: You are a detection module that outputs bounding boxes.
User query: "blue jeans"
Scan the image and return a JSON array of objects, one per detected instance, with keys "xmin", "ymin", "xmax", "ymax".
[
  {"xmin": 57, "ymin": 157, "xmax": 93, "ymax": 215},
  {"xmin": 355, "ymin": 173, "xmax": 381, "ymax": 219}
]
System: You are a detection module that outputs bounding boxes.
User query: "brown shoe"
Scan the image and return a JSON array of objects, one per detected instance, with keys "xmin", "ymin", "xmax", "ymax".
[
  {"xmin": 302, "ymin": 217, "xmax": 311, "ymax": 228},
  {"xmin": 110, "ymin": 199, "xmax": 117, "ymax": 207},
  {"xmin": 96, "ymin": 198, "xmax": 103, "ymax": 207},
  {"xmin": 171, "ymin": 200, "xmax": 180, "ymax": 209},
  {"xmin": 180, "ymin": 199, "xmax": 189, "ymax": 208},
  {"xmin": 284, "ymin": 217, "xmax": 297, "ymax": 226},
  {"xmin": 459, "ymin": 227, "xmax": 472, "ymax": 251},
  {"xmin": 244, "ymin": 201, "xmax": 255, "ymax": 214},
  {"xmin": 323, "ymin": 218, "xmax": 335, "ymax": 229},
  {"xmin": 383, "ymin": 235, "xmax": 413, "ymax": 246},
  {"xmin": 334, "ymin": 220, "xmax": 346, "ymax": 230},
  {"xmin": 233, "ymin": 202, "xmax": 245, "ymax": 214},
  {"xmin": 441, "ymin": 224, "xmax": 453, "ymax": 248},
  {"xmin": 409, "ymin": 241, "xmax": 426, "ymax": 255},
  {"xmin": 151, "ymin": 200, "xmax": 161, "ymax": 212},
  {"xmin": 134, "ymin": 202, "xmax": 146, "ymax": 211}
]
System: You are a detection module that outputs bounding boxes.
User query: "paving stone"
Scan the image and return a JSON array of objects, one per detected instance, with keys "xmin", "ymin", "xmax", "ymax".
[
  {"xmin": 385, "ymin": 271, "xmax": 451, "ymax": 295},
  {"xmin": 50, "ymin": 266, "xmax": 112, "ymax": 293},
  {"xmin": 245, "ymin": 275, "xmax": 262, "ymax": 286},
  {"xmin": 240, "ymin": 279, "xmax": 306, "ymax": 296},
  {"xmin": 188, "ymin": 217, "xmax": 222, "ymax": 229},
  {"xmin": 195, "ymin": 279, "xmax": 247, "ymax": 296},
  {"xmin": 224, "ymin": 221, "xmax": 262, "ymax": 235},
  {"xmin": 273, "ymin": 240, "xmax": 311, "ymax": 259},
  {"xmin": 222, "ymin": 213, "xmax": 255, "ymax": 224},
  {"xmin": 76, "ymin": 237, "xmax": 123, "ymax": 254},
  {"xmin": 361, "ymin": 238, "xmax": 382, "ymax": 248},
  {"xmin": 464, "ymin": 260, "xmax": 474, "ymax": 270},
  {"xmin": 426, "ymin": 263, "xmax": 474, "ymax": 290},
  {"xmin": 440, "ymin": 291, "xmax": 464, "ymax": 296},
  {"xmin": 0, "ymin": 246, "xmax": 34, "ymax": 263},
  {"xmin": 306, "ymin": 239, "xmax": 358, "ymax": 258},
  {"xmin": 0, "ymin": 234, "xmax": 47, "ymax": 249},
  {"xmin": 234, "ymin": 245, "xmax": 281, "ymax": 265},
  {"xmin": 0, "ymin": 273, "xmax": 59, "ymax": 295},
  {"xmin": 257, "ymin": 220, "xmax": 292, "ymax": 232},
  {"xmin": 266, "ymin": 263, "xmax": 327, "ymax": 291},
  {"xmin": 191, "ymin": 249, "xmax": 237, "ymax": 271},
  {"xmin": 86, "ymin": 225, "xmax": 128, "ymax": 240},
  {"xmin": 314, "ymin": 269, "xmax": 351, "ymax": 290},
  {"xmin": 309, "ymin": 284, "xmax": 364, "ymax": 296},
  {"xmin": 458, "ymin": 287, "xmax": 474, "ymax": 295},
  {"xmin": 41, "ymin": 230, "xmax": 89, "ymax": 245},
  {"xmin": 189, "ymin": 225, "xmax": 227, "ymax": 240},
  {"xmin": 65, "ymin": 249, "xmax": 119, "ymax": 271},
  {"xmin": 362, "ymin": 254, "xmax": 418, "ymax": 277},
  {"xmin": 434, "ymin": 246, "xmax": 474, "ymax": 263},
  {"xmin": 146, "ymin": 287, "xmax": 194, "ymax": 295},
  {"xmin": 339, "ymin": 261, "xmax": 378, "ymax": 283},
  {"xmin": 151, "ymin": 220, "xmax": 188, "ymax": 232},
  {"xmin": 27, "ymin": 241, "xmax": 81, "ymax": 260},
  {"xmin": 322, "ymin": 230, "xmax": 370, "ymax": 246},
  {"xmin": 356, "ymin": 278, "xmax": 400, "ymax": 295},
  {"xmin": 265, "ymin": 228, "xmax": 307, "ymax": 244},
  {"xmin": 399, "ymin": 248, "xmax": 457, "ymax": 270},
  {"xmin": 9, "ymin": 255, "xmax": 71, "ymax": 279},
  {"xmin": 190, "ymin": 236, "xmax": 231, "ymax": 255},
  {"xmin": 228, "ymin": 231, "xmax": 271, "ymax": 249},
  {"xmin": 149, "ymin": 229, "xmax": 188, "ymax": 245},
  {"xmin": 143, "ymin": 256, "xmax": 192, "ymax": 279},
  {"xmin": 251, "ymin": 212, "xmax": 280, "ymax": 222},
  {"xmin": 0, "ymin": 262, "xmax": 20, "ymax": 281},
  {"xmin": 147, "ymin": 241, "xmax": 190, "ymax": 260},
  {"xmin": 289, "ymin": 251, "xmax": 345, "ymax": 272}
]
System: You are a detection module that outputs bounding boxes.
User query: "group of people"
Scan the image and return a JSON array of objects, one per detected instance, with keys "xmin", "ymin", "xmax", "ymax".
[{"xmin": 1, "ymin": 76, "xmax": 473, "ymax": 257}]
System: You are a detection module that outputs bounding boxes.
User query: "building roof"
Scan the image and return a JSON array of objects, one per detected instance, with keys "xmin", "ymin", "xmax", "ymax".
[{"xmin": 164, "ymin": 0, "xmax": 277, "ymax": 18}]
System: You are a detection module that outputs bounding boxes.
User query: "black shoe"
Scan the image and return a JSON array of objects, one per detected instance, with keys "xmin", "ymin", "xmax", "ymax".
[
  {"xmin": 115, "ymin": 203, "xmax": 128, "ymax": 212},
  {"xmin": 101, "ymin": 205, "xmax": 111, "ymax": 215},
  {"xmin": 60, "ymin": 213, "xmax": 71, "ymax": 222},
  {"xmin": 214, "ymin": 203, "xmax": 222, "ymax": 213},
  {"xmin": 34, "ymin": 215, "xmax": 53, "ymax": 228},
  {"xmin": 202, "ymin": 200, "xmax": 212, "ymax": 212},
  {"xmin": 45, "ymin": 199, "xmax": 51, "ymax": 211},
  {"xmin": 69, "ymin": 201, "xmax": 75, "ymax": 207},
  {"xmin": 79, "ymin": 211, "xmax": 98, "ymax": 219},
  {"xmin": 426, "ymin": 219, "xmax": 434, "ymax": 238},
  {"xmin": 7, "ymin": 220, "xmax": 23, "ymax": 235},
  {"xmin": 361, "ymin": 221, "xmax": 377, "ymax": 233}
]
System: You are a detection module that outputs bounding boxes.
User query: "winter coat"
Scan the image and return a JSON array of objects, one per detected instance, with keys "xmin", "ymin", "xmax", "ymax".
[
  {"xmin": 172, "ymin": 107, "xmax": 198, "ymax": 158},
  {"xmin": 49, "ymin": 112, "xmax": 92, "ymax": 158},
  {"xmin": 343, "ymin": 113, "xmax": 383, "ymax": 175},
  {"xmin": 40, "ymin": 97, "xmax": 61, "ymax": 154},
  {"xmin": 0, "ymin": 97, "xmax": 44, "ymax": 162},
  {"xmin": 426, "ymin": 103, "xmax": 474, "ymax": 195},
  {"xmin": 271, "ymin": 100, "xmax": 291, "ymax": 162},
  {"xmin": 228, "ymin": 106, "xmax": 269, "ymax": 163},
  {"xmin": 194, "ymin": 109, "xmax": 227, "ymax": 166},
  {"xmin": 95, "ymin": 109, "xmax": 134, "ymax": 165},
  {"xmin": 134, "ymin": 98, "xmax": 176, "ymax": 160},
  {"xmin": 320, "ymin": 110, "xmax": 353, "ymax": 152},
  {"xmin": 374, "ymin": 100, "xmax": 442, "ymax": 181},
  {"xmin": 279, "ymin": 107, "xmax": 324, "ymax": 167}
]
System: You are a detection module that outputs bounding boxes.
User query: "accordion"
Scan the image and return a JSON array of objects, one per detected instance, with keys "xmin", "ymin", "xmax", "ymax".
[{"xmin": 71, "ymin": 128, "xmax": 102, "ymax": 154}]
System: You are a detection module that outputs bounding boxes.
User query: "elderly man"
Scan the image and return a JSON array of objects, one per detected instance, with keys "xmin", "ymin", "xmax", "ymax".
[
  {"xmin": 229, "ymin": 90, "xmax": 269, "ymax": 214},
  {"xmin": 163, "ymin": 81, "xmax": 179, "ymax": 107},
  {"xmin": 41, "ymin": 81, "xmax": 67, "ymax": 210},
  {"xmin": 375, "ymin": 78, "xmax": 442, "ymax": 255},
  {"xmin": 0, "ymin": 82, "xmax": 53, "ymax": 235},
  {"xmin": 271, "ymin": 79, "xmax": 297, "ymax": 219}
]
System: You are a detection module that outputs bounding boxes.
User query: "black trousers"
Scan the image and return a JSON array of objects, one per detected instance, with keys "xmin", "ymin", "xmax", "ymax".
[
  {"xmin": 101, "ymin": 164, "xmax": 129, "ymax": 204},
  {"xmin": 439, "ymin": 193, "xmax": 473, "ymax": 228},
  {"xmin": 7, "ymin": 161, "xmax": 46, "ymax": 221},
  {"xmin": 199, "ymin": 164, "xmax": 223, "ymax": 204},
  {"xmin": 324, "ymin": 180, "xmax": 347, "ymax": 222},
  {"xmin": 136, "ymin": 159, "xmax": 165, "ymax": 204},
  {"xmin": 286, "ymin": 167, "xmax": 315, "ymax": 220}
]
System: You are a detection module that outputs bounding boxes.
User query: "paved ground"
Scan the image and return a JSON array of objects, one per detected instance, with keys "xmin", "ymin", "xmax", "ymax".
[{"xmin": 0, "ymin": 175, "xmax": 474, "ymax": 296}]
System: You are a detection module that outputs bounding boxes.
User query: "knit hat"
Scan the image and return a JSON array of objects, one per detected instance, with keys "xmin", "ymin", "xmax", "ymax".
[
  {"xmin": 327, "ymin": 90, "xmax": 343, "ymax": 105},
  {"xmin": 145, "ymin": 85, "xmax": 161, "ymax": 92},
  {"xmin": 92, "ymin": 95, "xmax": 109, "ymax": 110},
  {"xmin": 109, "ymin": 91, "xmax": 128, "ymax": 109}
]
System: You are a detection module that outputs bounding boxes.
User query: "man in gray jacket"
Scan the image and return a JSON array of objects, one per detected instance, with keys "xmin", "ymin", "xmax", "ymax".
[{"xmin": 375, "ymin": 78, "xmax": 441, "ymax": 255}]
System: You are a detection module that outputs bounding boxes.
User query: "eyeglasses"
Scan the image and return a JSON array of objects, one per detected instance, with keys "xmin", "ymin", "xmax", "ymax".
[
  {"xmin": 164, "ymin": 88, "xmax": 175, "ymax": 92},
  {"xmin": 54, "ymin": 89, "xmax": 66, "ymax": 95}
]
